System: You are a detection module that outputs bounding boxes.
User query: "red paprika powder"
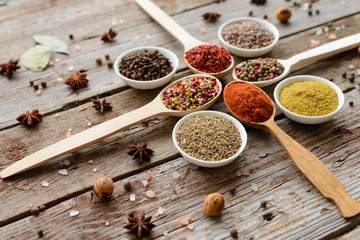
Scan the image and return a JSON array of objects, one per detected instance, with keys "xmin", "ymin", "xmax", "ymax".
[
  {"xmin": 224, "ymin": 82, "xmax": 274, "ymax": 123},
  {"xmin": 185, "ymin": 45, "xmax": 232, "ymax": 73}
]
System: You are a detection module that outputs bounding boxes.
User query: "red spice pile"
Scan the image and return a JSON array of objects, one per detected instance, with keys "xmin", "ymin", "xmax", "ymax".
[
  {"xmin": 184, "ymin": 45, "xmax": 232, "ymax": 73},
  {"xmin": 224, "ymin": 82, "xmax": 273, "ymax": 123}
]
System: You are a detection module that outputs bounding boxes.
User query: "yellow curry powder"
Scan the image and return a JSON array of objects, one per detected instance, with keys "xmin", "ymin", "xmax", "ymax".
[{"xmin": 279, "ymin": 81, "xmax": 338, "ymax": 116}]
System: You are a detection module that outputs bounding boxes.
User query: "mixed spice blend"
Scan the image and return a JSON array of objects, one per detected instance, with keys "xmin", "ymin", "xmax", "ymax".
[
  {"xmin": 235, "ymin": 58, "xmax": 284, "ymax": 82},
  {"xmin": 176, "ymin": 114, "xmax": 242, "ymax": 161},
  {"xmin": 279, "ymin": 81, "xmax": 338, "ymax": 116},
  {"xmin": 222, "ymin": 21, "xmax": 275, "ymax": 49},
  {"xmin": 162, "ymin": 76, "xmax": 220, "ymax": 110}
]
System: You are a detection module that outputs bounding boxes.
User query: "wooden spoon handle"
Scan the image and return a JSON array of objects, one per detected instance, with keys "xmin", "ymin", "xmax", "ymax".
[
  {"xmin": 287, "ymin": 33, "xmax": 360, "ymax": 70},
  {"xmin": 135, "ymin": 0, "xmax": 205, "ymax": 51},
  {"xmin": 264, "ymin": 120, "xmax": 360, "ymax": 218},
  {"xmin": 0, "ymin": 101, "xmax": 163, "ymax": 178}
]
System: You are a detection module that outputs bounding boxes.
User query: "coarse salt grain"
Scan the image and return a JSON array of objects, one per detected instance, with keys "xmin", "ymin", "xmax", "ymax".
[
  {"xmin": 55, "ymin": 58, "xmax": 60, "ymax": 63},
  {"xmin": 145, "ymin": 34, "xmax": 151, "ymax": 40},
  {"xmin": 146, "ymin": 170, "xmax": 151, "ymax": 181},
  {"xmin": 87, "ymin": 121, "xmax": 92, "ymax": 126},
  {"xmin": 66, "ymin": 132, "xmax": 72, "ymax": 138},
  {"xmin": 105, "ymin": 221, "xmax": 109, "ymax": 226},
  {"xmin": 57, "ymin": 78, "xmax": 63, "ymax": 82},
  {"xmin": 55, "ymin": 113, "xmax": 59, "ymax": 117},
  {"xmin": 180, "ymin": 216, "xmax": 191, "ymax": 225},
  {"xmin": 251, "ymin": 183, "xmax": 258, "ymax": 191},
  {"xmin": 310, "ymin": 39, "xmax": 321, "ymax": 48},
  {"xmin": 69, "ymin": 210, "xmax": 79, "ymax": 216},
  {"xmin": 142, "ymin": 180, "xmax": 148, "ymax": 187},
  {"xmin": 75, "ymin": 45, "xmax": 81, "ymax": 51},
  {"xmin": 58, "ymin": 169, "xmax": 68, "ymax": 175},
  {"xmin": 146, "ymin": 190, "xmax": 155, "ymax": 198},
  {"xmin": 328, "ymin": 33, "xmax": 337, "ymax": 40},
  {"xmin": 130, "ymin": 194, "xmax": 136, "ymax": 201},
  {"xmin": 93, "ymin": 168, "xmax": 97, "ymax": 172},
  {"xmin": 200, "ymin": 27, "xmax": 206, "ymax": 34},
  {"xmin": 67, "ymin": 65, "xmax": 74, "ymax": 72},
  {"xmin": 348, "ymin": 64, "xmax": 355, "ymax": 70},
  {"xmin": 41, "ymin": 180, "xmax": 49, "ymax": 187},
  {"xmin": 163, "ymin": 231, "xmax": 168, "ymax": 236},
  {"xmin": 187, "ymin": 224, "xmax": 194, "ymax": 230},
  {"xmin": 36, "ymin": 90, "xmax": 42, "ymax": 95},
  {"xmin": 172, "ymin": 171, "xmax": 180, "ymax": 179},
  {"xmin": 158, "ymin": 206, "xmax": 165, "ymax": 215},
  {"xmin": 48, "ymin": 61, "xmax": 54, "ymax": 66}
]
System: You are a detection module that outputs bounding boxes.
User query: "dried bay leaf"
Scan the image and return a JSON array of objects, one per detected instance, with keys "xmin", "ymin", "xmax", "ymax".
[
  {"xmin": 33, "ymin": 35, "xmax": 69, "ymax": 54},
  {"xmin": 20, "ymin": 45, "xmax": 51, "ymax": 72}
]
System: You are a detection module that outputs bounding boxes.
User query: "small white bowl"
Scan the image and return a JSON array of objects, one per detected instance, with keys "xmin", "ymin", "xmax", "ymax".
[
  {"xmin": 172, "ymin": 111, "xmax": 247, "ymax": 167},
  {"xmin": 114, "ymin": 46, "xmax": 179, "ymax": 90},
  {"xmin": 274, "ymin": 75, "xmax": 345, "ymax": 124},
  {"xmin": 218, "ymin": 17, "xmax": 279, "ymax": 58}
]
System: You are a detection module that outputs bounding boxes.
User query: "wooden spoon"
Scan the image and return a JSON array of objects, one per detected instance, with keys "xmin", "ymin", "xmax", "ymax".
[
  {"xmin": 0, "ymin": 74, "xmax": 222, "ymax": 179},
  {"xmin": 135, "ymin": 0, "xmax": 234, "ymax": 79},
  {"xmin": 232, "ymin": 33, "xmax": 360, "ymax": 88},
  {"xmin": 223, "ymin": 81, "xmax": 360, "ymax": 218}
]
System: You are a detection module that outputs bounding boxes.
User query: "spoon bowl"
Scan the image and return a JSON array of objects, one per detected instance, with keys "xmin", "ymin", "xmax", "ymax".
[
  {"xmin": 136, "ymin": 0, "xmax": 234, "ymax": 78},
  {"xmin": 0, "ymin": 74, "xmax": 222, "ymax": 178},
  {"xmin": 223, "ymin": 81, "xmax": 360, "ymax": 218},
  {"xmin": 232, "ymin": 33, "xmax": 360, "ymax": 87}
]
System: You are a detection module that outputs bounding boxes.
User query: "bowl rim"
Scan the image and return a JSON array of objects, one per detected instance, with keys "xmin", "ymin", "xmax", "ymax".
[
  {"xmin": 218, "ymin": 17, "xmax": 280, "ymax": 53},
  {"xmin": 114, "ymin": 46, "xmax": 179, "ymax": 84},
  {"xmin": 172, "ymin": 110, "xmax": 247, "ymax": 166},
  {"xmin": 274, "ymin": 75, "xmax": 345, "ymax": 119}
]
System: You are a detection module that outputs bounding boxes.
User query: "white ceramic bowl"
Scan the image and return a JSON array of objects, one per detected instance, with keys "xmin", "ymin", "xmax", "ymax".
[
  {"xmin": 172, "ymin": 111, "xmax": 247, "ymax": 167},
  {"xmin": 114, "ymin": 46, "xmax": 179, "ymax": 90},
  {"xmin": 274, "ymin": 75, "xmax": 345, "ymax": 124},
  {"xmin": 218, "ymin": 17, "xmax": 279, "ymax": 57}
]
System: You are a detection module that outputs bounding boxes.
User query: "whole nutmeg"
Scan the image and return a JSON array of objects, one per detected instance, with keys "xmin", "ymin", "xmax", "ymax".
[
  {"xmin": 203, "ymin": 192, "xmax": 225, "ymax": 216},
  {"xmin": 276, "ymin": 5, "xmax": 292, "ymax": 22},
  {"xmin": 93, "ymin": 177, "xmax": 114, "ymax": 200}
]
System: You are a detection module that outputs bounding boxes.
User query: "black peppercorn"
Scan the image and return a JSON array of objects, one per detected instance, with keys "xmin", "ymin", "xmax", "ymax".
[
  {"xmin": 29, "ymin": 80, "xmax": 34, "ymax": 86},
  {"xmin": 31, "ymin": 207, "xmax": 40, "ymax": 216},
  {"xmin": 33, "ymin": 85, "xmax": 39, "ymax": 91},
  {"xmin": 38, "ymin": 230, "xmax": 44, "ymax": 238},
  {"xmin": 39, "ymin": 205, "xmax": 46, "ymax": 212},
  {"xmin": 41, "ymin": 81, "xmax": 47, "ymax": 88},
  {"xmin": 105, "ymin": 54, "xmax": 110, "ymax": 60},
  {"xmin": 349, "ymin": 74, "xmax": 355, "ymax": 82},
  {"xmin": 248, "ymin": 10, "xmax": 253, "ymax": 16},
  {"xmin": 260, "ymin": 200, "xmax": 267, "ymax": 208},
  {"xmin": 263, "ymin": 14, "xmax": 268, "ymax": 19},
  {"xmin": 308, "ymin": 10, "xmax": 312, "ymax": 16},
  {"xmin": 107, "ymin": 62, "xmax": 113, "ymax": 69},
  {"xmin": 342, "ymin": 72, "xmax": 347, "ymax": 78},
  {"xmin": 69, "ymin": 34, "xmax": 74, "ymax": 40},
  {"xmin": 349, "ymin": 101, "xmax": 354, "ymax": 106},
  {"xmin": 96, "ymin": 57, "xmax": 102, "ymax": 65},
  {"xmin": 230, "ymin": 187, "xmax": 236, "ymax": 195},
  {"xmin": 230, "ymin": 229, "xmax": 238, "ymax": 239},
  {"xmin": 316, "ymin": 9, "xmax": 320, "ymax": 14}
]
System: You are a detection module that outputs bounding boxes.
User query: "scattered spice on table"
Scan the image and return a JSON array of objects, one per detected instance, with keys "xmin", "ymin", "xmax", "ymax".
[
  {"xmin": 65, "ymin": 71, "xmax": 89, "ymax": 89},
  {"xmin": 101, "ymin": 28, "xmax": 117, "ymax": 43},
  {"xmin": 276, "ymin": 5, "xmax": 292, "ymax": 22},
  {"xmin": 234, "ymin": 58, "xmax": 284, "ymax": 82},
  {"xmin": 230, "ymin": 229, "xmax": 238, "ymax": 239},
  {"xmin": 224, "ymin": 82, "xmax": 274, "ymax": 123},
  {"xmin": 33, "ymin": 85, "xmax": 39, "ymax": 91},
  {"xmin": 93, "ymin": 177, "xmax": 114, "ymax": 200},
  {"xmin": 0, "ymin": 59, "xmax": 21, "ymax": 79},
  {"xmin": 251, "ymin": 0, "xmax": 266, "ymax": 5},
  {"xmin": 279, "ymin": 81, "xmax": 338, "ymax": 116},
  {"xmin": 119, "ymin": 50, "xmax": 173, "ymax": 81},
  {"xmin": 184, "ymin": 45, "xmax": 232, "ymax": 73},
  {"xmin": 41, "ymin": 81, "xmax": 47, "ymax": 88},
  {"xmin": 202, "ymin": 12, "xmax": 221, "ymax": 22},
  {"xmin": 69, "ymin": 34, "xmax": 74, "ymax": 40},
  {"xmin": 176, "ymin": 114, "xmax": 241, "ymax": 161},
  {"xmin": 124, "ymin": 212, "xmax": 155, "ymax": 237},
  {"xmin": 222, "ymin": 21, "xmax": 274, "ymax": 49},
  {"xmin": 105, "ymin": 54, "xmax": 110, "ymax": 60},
  {"xmin": 123, "ymin": 179, "xmax": 131, "ymax": 190},
  {"xmin": 162, "ymin": 76, "xmax": 220, "ymax": 110},
  {"xmin": 203, "ymin": 192, "xmax": 225, "ymax": 216},
  {"xmin": 96, "ymin": 57, "xmax": 102, "ymax": 65},
  {"xmin": 91, "ymin": 96, "xmax": 113, "ymax": 113},
  {"xmin": 127, "ymin": 143, "xmax": 154, "ymax": 163},
  {"xmin": 349, "ymin": 101, "xmax": 353, "ymax": 107},
  {"xmin": 16, "ymin": 109, "xmax": 44, "ymax": 127},
  {"xmin": 29, "ymin": 80, "xmax": 34, "ymax": 86},
  {"xmin": 38, "ymin": 230, "xmax": 44, "ymax": 238}
]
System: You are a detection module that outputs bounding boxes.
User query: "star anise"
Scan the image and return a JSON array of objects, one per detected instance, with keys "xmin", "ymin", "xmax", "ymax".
[
  {"xmin": 91, "ymin": 96, "xmax": 113, "ymax": 113},
  {"xmin": 16, "ymin": 109, "xmax": 44, "ymax": 127},
  {"xmin": 251, "ymin": 0, "xmax": 267, "ymax": 5},
  {"xmin": 0, "ymin": 59, "xmax": 21, "ymax": 79},
  {"xmin": 101, "ymin": 28, "xmax": 117, "ymax": 43},
  {"xmin": 202, "ymin": 12, "xmax": 221, "ymax": 22},
  {"xmin": 124, "ymin": 212, "xmax": 155, "ymax": 237},
  {"xmin": 127, "ymin": 143, "xmax": 154, "ymax": 163},
  {"xmin": 65, "ymin": 71, "xmax": 89, "ymax": 89}
]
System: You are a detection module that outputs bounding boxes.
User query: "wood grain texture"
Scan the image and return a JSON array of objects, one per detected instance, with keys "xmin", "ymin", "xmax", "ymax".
[{"xmin": 1, "ymin": 0, "xmax": 360, "ymax": 130}]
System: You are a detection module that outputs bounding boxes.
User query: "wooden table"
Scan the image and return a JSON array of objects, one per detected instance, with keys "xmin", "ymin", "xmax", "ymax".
[{"xmin": 1, "ymin": 0, "xmax": 360, "ymax": 239}]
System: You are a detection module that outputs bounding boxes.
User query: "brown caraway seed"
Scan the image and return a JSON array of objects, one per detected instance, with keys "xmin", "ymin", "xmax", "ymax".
[{"xmin": 176, "ymin": 115, "xmax": 241, "ymax": 161}]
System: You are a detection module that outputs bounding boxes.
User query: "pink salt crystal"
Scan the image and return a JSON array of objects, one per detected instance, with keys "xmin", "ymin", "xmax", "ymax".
[
  {"xmin": 88, "ymin": 160, "xmax": 93, "ymax": 164},
  {"xmin": 242, "ymin": 170, "xmax": 250, "ymax": 176},
  {"xmin": 310, "ymin": 40, "xmax": 321, "ymax": 48},
  {"xmin": 48, "ymin": 61, "xmax": 54, "ymax": 66},
  {"xmin": 180, "ymin": 216, "xmax": 191, "ymax": 226},
  {"xmin": 79, "ymin": 65, "xmax": 83, "ymax": 69},
  {"xmin": 55, "ymin": 113, "xmax": 59, "ymax": 117},
  {"xmin": 142, "ymin": 180, "xmax": 148, "ymax": 187},
  {"xmin": 75, "ymin": 45, "xmax": 81, "ymax": 51},
  {"xmin": 146, "ymin": 170, "xmax": 151, "ymax": 181},
  {"xmin": 172, "ymin": 171, "xmax": 180, "ymax": 179},
  {"xmin": 36, "ymin": 90, "xmax": 42, "ymax": 95},
  {"xmin": 60, "ymin": 60, "xmax": 67, "ymax": 65},
  {"xmin": 200, "ymin": 27, "xmax": 206, "ymax": 34},
  {"xmin": 356, "ymin": 69, "xmax": 360, "ymax": 76},
  {"xmin": 328, "ymin": 33, "xmax": 337, "ymax": 40},
  {"xmin": 59, "ymin": 70, "xmax": 64, "ymax": 75},
  {"xmin": 145, "ymin": 190, "xmax": 155, "ymax": 198},
  {"xmin": 66, "ymin": 132, "xmax": 72, "ymax": 138}
]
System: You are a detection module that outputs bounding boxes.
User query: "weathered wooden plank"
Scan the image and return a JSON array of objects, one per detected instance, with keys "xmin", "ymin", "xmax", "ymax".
[
  {"xmin": 1, "ymin": 0, "xmax": 359, "ymax": 130},
  {"xmin": 0, "ymin": 91, "xmax": 359, "ymax": 239},
  {"xmin": 0, "ymin": 11, "xmax": 359, "ymax": 228}
]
